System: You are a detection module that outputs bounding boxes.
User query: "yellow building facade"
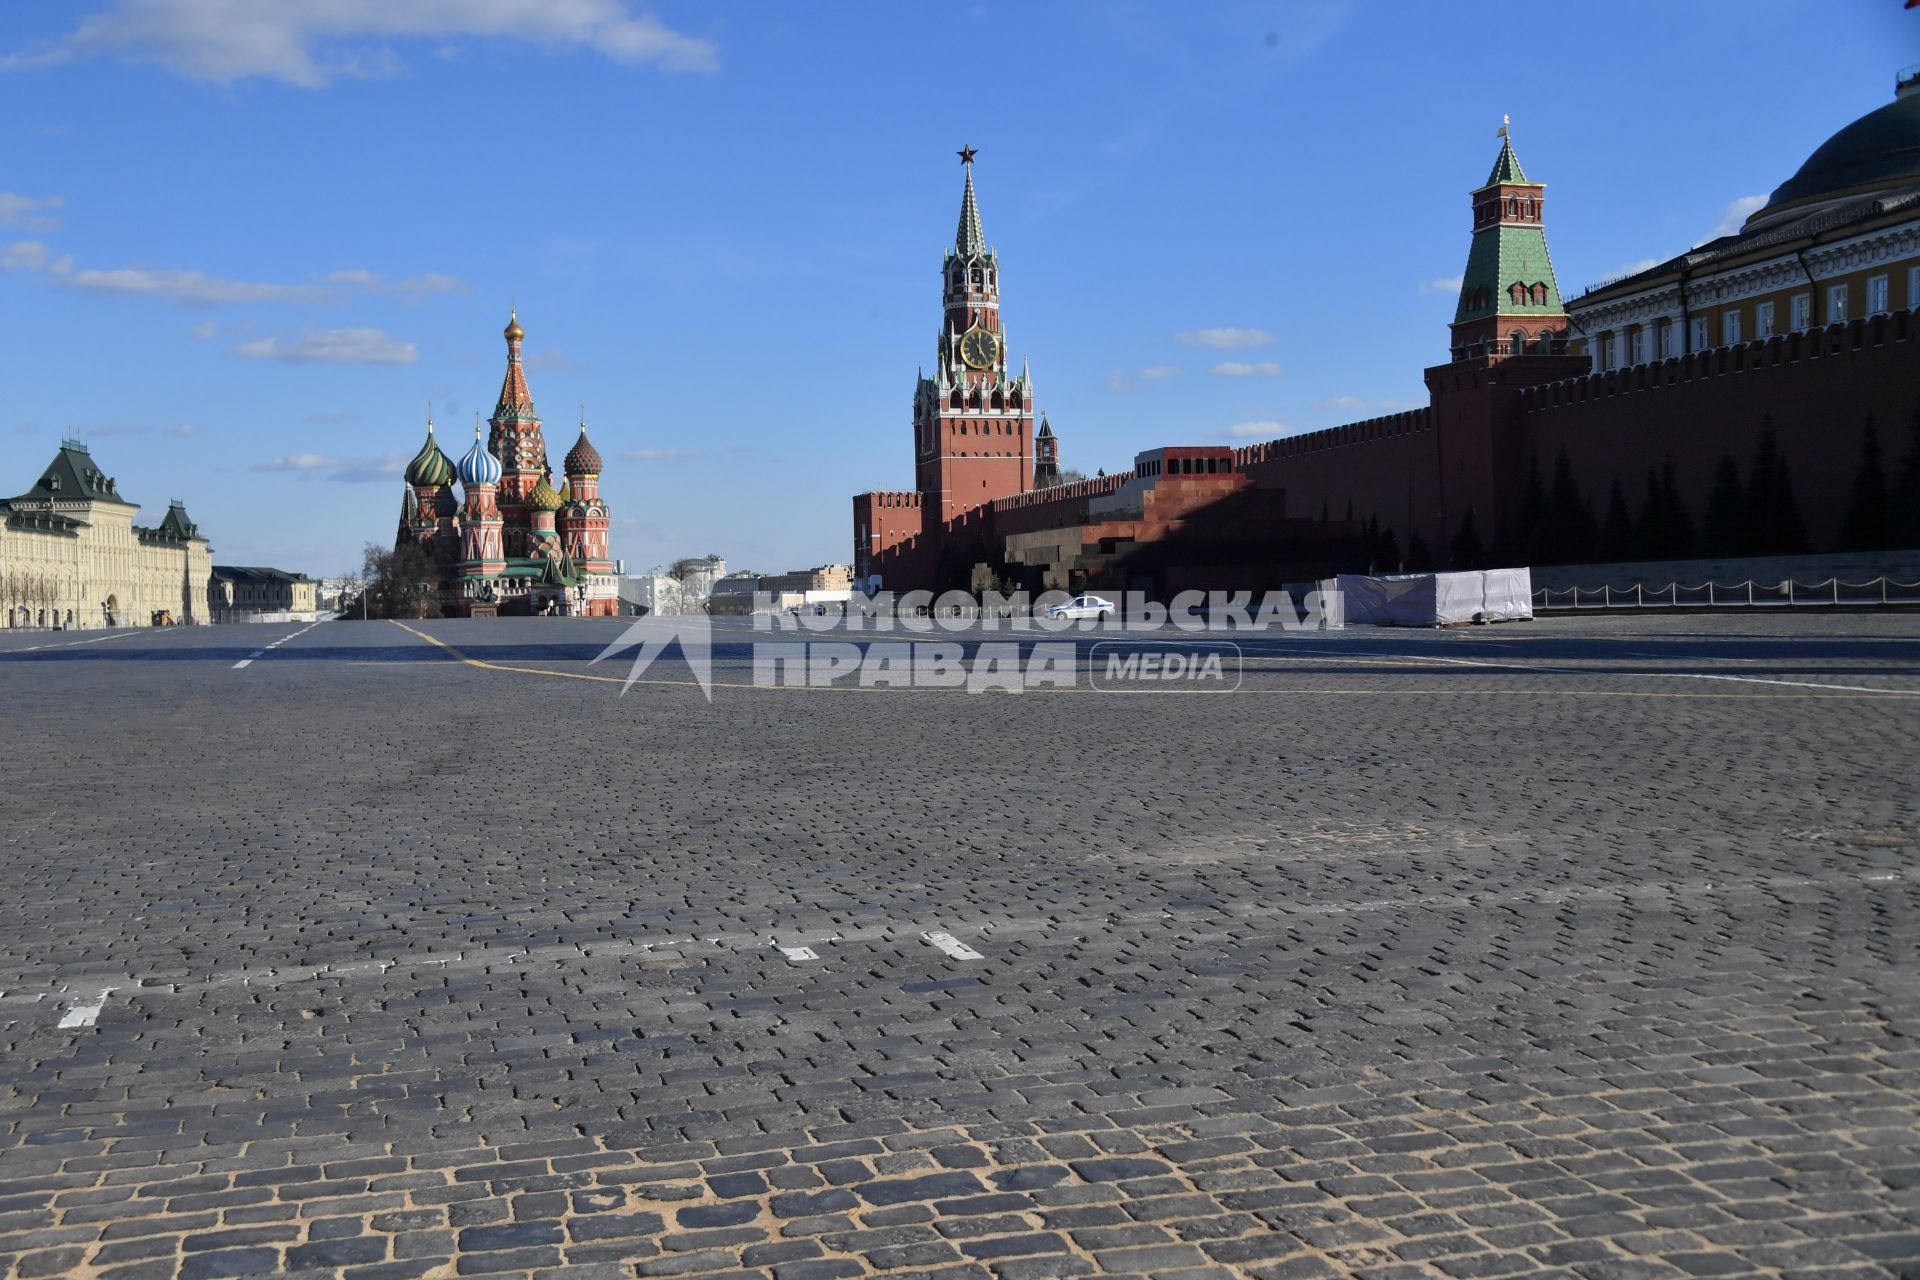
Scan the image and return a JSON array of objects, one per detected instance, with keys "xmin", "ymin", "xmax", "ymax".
[{"xmin": 1, "ymin": 440, "xmax": 212, "ymax": 628}]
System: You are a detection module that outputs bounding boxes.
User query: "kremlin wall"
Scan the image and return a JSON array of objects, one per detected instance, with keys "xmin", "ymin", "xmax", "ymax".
[{"xmin": 854, "ymin": 76, "xmax": 1920, "ymax": 597}]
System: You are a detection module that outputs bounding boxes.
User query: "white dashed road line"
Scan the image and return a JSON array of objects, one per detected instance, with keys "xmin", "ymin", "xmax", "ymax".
[
  {"xmin": 57, "ymin": 987, "xmax": 113, "ymax": 1029},
  {"xmin": 232, "ymin": 620, "xmax": 327, "ymax": 670},
  {"xmin": 923, "ymin": 931, "xmax": 984, "ymax": 961},
  {"xmin": 7, "ymin": 629, "xmax": 142, "ymax": 654}
]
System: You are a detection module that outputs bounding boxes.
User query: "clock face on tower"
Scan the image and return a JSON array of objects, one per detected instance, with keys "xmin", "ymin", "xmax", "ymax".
[{"xmin": 960, "ymin": 327, "xmax": 999, "ymax": 370}]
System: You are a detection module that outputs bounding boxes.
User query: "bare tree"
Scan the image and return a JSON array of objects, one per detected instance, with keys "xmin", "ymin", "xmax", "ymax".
[{"xmin": 358, "ymin": 542, "xmax": 442, "ymax": 619}]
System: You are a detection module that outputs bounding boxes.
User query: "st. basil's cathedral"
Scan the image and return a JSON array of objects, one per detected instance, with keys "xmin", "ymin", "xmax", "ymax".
[{"xmin": 394, "ymin": 313, "xmax": 619, "ymax": 617}]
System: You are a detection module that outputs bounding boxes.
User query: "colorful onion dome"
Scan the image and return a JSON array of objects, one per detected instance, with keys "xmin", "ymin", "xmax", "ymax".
[
  {"xmin": 404, "ymin": 419, "xmax": 456, "ymax": 487},
  {"xmin": 525, "ymin": 476, "xmax": 564, "ymax": 512},
  {"xmin": 458, "ymin": 426, "xmax": 502, "ymax": 486},
  {"xmin": 504, "ymin": 309, "xmax": 524, "ymax": 342},
  {"xmin": 564, "ymin": 423, "xmax": 602, "ymax": 475}
]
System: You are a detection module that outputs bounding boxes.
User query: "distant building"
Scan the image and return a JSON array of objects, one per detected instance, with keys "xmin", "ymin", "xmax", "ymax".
[
  {"xmin": 0, "ymin": 439, "xmax": 211, "ymax": 628},
  {"xmin": 210, "ymin": 566, "xmax": 320, "ymax": 622},
  {"xmin": 619, "ymin": 555, "xmax": 728, "ymax": 616},
  {"xmin": 761, "ymin": 564, "xmax": 852, "ymax": 594}
]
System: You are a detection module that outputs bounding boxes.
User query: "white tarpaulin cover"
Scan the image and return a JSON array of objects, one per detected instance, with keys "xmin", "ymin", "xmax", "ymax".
[{"xmin": 1333, "ymin": 568, "xmax": 1533, "ymax": 626}]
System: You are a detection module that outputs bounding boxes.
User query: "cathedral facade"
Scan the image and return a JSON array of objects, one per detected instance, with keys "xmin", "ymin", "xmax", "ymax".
[{"xmin": 395, "ymin": 314, "xmax": 619, "ymax": 617}]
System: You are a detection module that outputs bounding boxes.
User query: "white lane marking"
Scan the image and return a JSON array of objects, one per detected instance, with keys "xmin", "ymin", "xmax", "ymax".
[
  {"xmin": 57, "ymin": 987, "xmax": 113, "ymax": 1029},
  {"xmin": 923, "ymin": 931, "xmax": 984, "ymax": 961},
  {"xmin": 1280, "ymin": 646, "xmax": 1917, "ymax": 696},
  {"xmin": 232, "ymin": 620, "xmax": 327, "ymax": 671},
  {"xmin": 9, "ymin": 630, "xmax": 142, "ymax": 654},
  {"xmin": 779, "ymin": 946, "xmax": 820, "ymax": 962},
  {"xmin": 1666, "ymin": 672, "xmax": 1919, "ymax": 695}
]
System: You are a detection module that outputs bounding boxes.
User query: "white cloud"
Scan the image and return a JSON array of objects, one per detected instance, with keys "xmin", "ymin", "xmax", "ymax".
[
  {"xmin": 325, "ymin": 268, "xmax": 466, "ymax": 295},
  {"xmin": 1419, "ymin": 275, "xmax": 1463, "ymax": 295},
  {"xmin": 236, "ymin": 328, "xmax": 418, "ymax": 364},
  {"xmin": 1108, "ymin": 364, "xmax": 1186, "ymax": 393},
  {"xmin": 1138, "ymin": 364, "xmax": 1182, "ymax": 381},
  {"xmin": 1600, "ymin": 258, "xmax": 1661, "ymax": 282},
  {"xmin": 65, "ymin": 266, "xmax": 330, "ymax": 305},
  {"xmin": 0, "ymin": 193, "xmax": 64, "ymax": 231},
  {"xmin": 1709, "ymin": 195, "xmax": 1766, "ymax": 240},
  {"xmin": 251, "ymin": 451, "xmax": 405, "ymax": 482},
  {"xmin": 1210, "ymin": 361, "xmax": 1284, "ymax": 377},
  {"xmin": 190, "ymin": 318, "xmax": 218, "ymax": 339},
  {"xmin": 5, "ymin": 243, "xmax": 462, "ymax": 307},
  {"xmin": 1, "ymin": 240, "xmax": 52, "ymax": 270},
  {"xmin": 1216, "ymin": 421, "xmax": 1291, "ymax": 440},
  {"xmin": 623, "ymin": 448, "xmax": 700, "ymax": 462},
  {"xmin": 169, "ymin": 424, "xmax": 203, "ymax": 437},
  {"xmin": 524, "ymin": 346, "xmax": 586, "ymax": 372},
  {"xmin": 1314, "ymin": 395, "xmax": 1422, "ymax": 413},
  {"xmin": 5, "ymin": 0, "xmax": 718, "ymax": 86},
  {"xmin": 254, "ymin": 453, "xmax": 340, "ymax": 472},
  {"xmin": 1175, "ymin": 327, "xmax": 1274, "ymax": 349}
]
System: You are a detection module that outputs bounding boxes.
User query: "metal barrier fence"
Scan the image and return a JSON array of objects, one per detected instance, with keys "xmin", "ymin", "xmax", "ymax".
[{"xmin": 1536, "ymin": 577, "xmax": 1920, "ymax": 610}]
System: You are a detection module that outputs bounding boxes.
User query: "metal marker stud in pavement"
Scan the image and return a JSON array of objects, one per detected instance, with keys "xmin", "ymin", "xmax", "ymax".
[
  {"xmin": 922, "ymin": 931, "xmax": 983, "ymax": 961},
  {"xmin": 779, "ymin": 946, "xmax": 819, "ymax": 962}
]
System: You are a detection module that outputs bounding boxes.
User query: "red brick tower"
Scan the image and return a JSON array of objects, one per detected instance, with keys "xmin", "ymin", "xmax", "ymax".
[
  {"xmin": 488, "ymin": 311, "xmax": 552, "ymax": 558},
  {"xmin": 913, "ymin": 149, "xmax": 1036, "ymax": 523}
]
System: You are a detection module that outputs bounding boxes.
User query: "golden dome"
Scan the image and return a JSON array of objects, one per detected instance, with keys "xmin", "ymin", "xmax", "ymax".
[
  {"xmin": 525, "ymin": 477, "xmax": 563, "ymax": 512},
  {"xmin": 504, "ymin": 309, "xmax": 524, "ymax": 342}
]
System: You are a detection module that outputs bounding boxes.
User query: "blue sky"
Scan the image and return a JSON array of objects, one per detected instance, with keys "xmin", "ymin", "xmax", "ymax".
[{"xmin": 2, "ymin": 1, "xmax": 1910, "ymax": 576}]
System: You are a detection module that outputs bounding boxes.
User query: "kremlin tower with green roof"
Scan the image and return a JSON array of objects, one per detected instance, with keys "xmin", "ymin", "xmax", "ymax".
[
  {"xmin": 1448, "ymin": 120, "xmax": 1570, "ymax": 362},
  {"xmin": 393, "ymin": 314, "xmax": 617, "ymax": 616}
]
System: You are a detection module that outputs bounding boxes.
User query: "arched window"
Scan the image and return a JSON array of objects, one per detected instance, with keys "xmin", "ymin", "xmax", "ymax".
[
  {"xmin": 1532, "ymin": 283, "xmax": 1548, "ymax": 305},
  {"xmin": 1510, "ymin": 330, "xmax": 1526, "ymax": 354}
]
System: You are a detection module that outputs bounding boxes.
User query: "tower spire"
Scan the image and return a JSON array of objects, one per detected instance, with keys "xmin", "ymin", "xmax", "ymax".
[{"xmin": 955, "ymin": 146, "xmax": 986, "ymax": 258}]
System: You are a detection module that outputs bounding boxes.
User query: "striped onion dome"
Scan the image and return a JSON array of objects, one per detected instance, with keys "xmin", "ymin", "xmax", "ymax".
[
  {"xmin": 564, "ymin": 424, "xmax": 602, "ymax": 475},
  {"xmin": 404, "ymin": 419, "xmax": 456, "ymax": 487},
  {"xmin": 458, "ymin": 426, "xmax": 502, "ymax": 486},
  {"xmin": 524, "ymin": 476, "xmax": 564, "ymax": 512}
]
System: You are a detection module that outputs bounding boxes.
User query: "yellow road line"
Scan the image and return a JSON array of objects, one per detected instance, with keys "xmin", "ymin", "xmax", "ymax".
[{"xmin": 387, "ymin": 621, "xmax": 1908, "ymax": 700}]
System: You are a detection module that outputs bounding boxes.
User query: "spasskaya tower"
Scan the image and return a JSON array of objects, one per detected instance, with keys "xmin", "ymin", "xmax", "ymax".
[{"xmin": 913, "ymin": 147, "xmax": 1036, "ymax": 523}]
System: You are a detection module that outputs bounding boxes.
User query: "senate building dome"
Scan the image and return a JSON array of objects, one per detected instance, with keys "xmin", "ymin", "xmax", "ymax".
[{"xmin": 1748, "ymin": 70, "xmax": 1920, "ymax": 230}]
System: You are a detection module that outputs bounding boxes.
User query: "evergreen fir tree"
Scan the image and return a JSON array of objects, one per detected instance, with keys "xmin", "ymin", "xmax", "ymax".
[
  {"xmin": 1838, "ymin": 416, "xmax": 1888, "ymax": 550},
  {"xmin": 1631, "ymin": 468, "xmax": 1667, "ymax": 560},
  {"xmin": 1514, "ymin": 452, "xmax": 1546, "ymax": 562},
  {"xmin": 1598, "ymin": 479, "xmax": 1634, "ymax": 562},
  {"xmin": 1405, "ymin": 531, "xmax": 1431, "ymax": 572},
  {"xmin": 1542, "ymin": 446, "xmax": 1597, "ymax": 564},
  {"xmin": 1745, "ymin": 417, "xmax": 1808, "ymax": 554},
  {"xmin": 1701, "ymin": 456, "xmax": 1745, "ymax": 556},
  {"xmin": 1885, "ymin": 408, "xmax": 1920, "ymax": 547},
  {"xmin": 1375, "ymin": 524, "xmax": 1401, "ymax": 574},
  {"xmin": 1450, "ymin": 506, "xmax": 1485, "ymax": 569},
  {"xmin": 1659, "ymin": 454, "xmax": 1696, "ymax": 557}
]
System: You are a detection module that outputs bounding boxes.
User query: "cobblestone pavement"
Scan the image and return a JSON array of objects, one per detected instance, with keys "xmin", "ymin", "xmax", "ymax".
[{"xmin": 2, "ymin": 614, "xmax": 1917, "ymax": 1280}]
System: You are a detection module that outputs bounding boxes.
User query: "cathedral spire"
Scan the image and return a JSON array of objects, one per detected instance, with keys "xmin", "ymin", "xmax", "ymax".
[
  {"xmin": 495, "ymin": 309, "xmax": 536, "ymax": 419},
  {"xmin": 955, "ymin": 147, "xmax": 986, "ymax": 258}
]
